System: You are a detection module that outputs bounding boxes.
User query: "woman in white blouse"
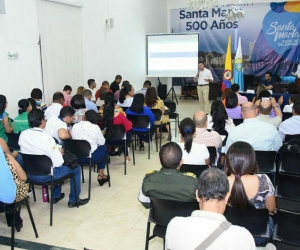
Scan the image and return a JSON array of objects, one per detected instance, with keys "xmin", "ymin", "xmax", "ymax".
[
  {"xmin": 72, "ymin": 110, "xmax": 109, "ymax": 186},
  {"xmin": 177, "ymin": 118, "xmax": 210, "ymax": 165},
  {"xmin": 117, "ymin": 84, "xmax": 135, "ymax": 108}
]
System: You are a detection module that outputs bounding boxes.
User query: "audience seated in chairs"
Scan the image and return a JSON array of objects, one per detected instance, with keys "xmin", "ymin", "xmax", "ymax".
[
  {"xmin": 0, "ymin": 148, "xmax": 27, "ymax": 232},
  {"xmin": 71, "ymin": 94, "xmax": 88, "ymax": 124},
  {"xmin": 95, "ymin": 81, "xmax": 112, "ymax": 105},
  {"xmin": 278, "ymin": 82, "xmax": 299, "ymax": 107},
  {"xmin": 138, "ymin": 142, "xmax": 197, "ymax": 209},
  {"xmin": 283, "ymin": 93, "xmax": 299, "ymax": 113},
  {"xmin": 44, "ymin": 92, "xmax": 64, "ymax": 121},
  {"xmin": 221, "ymin": 88, "xmax": 233, "ymax": 106},
  {"xmin": 44, "ymin": 106, "xmax": 74, "ymax": 145},
  {"xmin": 76, "ymin": 86, "xmax": 85, "ymax": 95},
  {"xmin": 62, "ymin": 85, "xmax": 72, "ymax": 106},
  {"xmin": 257, "ymin": 97, "xmax": 282, "ymax": 129},
  {"xmin": 103, "ymin": 96, "xmax": 132, "ymax": 164},
  {"xmin": 225, "ymin": 141, "xmax": 275, "ymax": 245},
  {"xmin": 135, "ymin": 80, "xmax": 152, "ymax": 96},
  {"xmin": 19, "ymin": 109, "xmax": 88, "ymax": 208},
  {"xmin": 0, "ymin": 95, "xmax": 13, "ymax": 143},
  {"xmin": 225, "ymin": 93, "xmax": 242, "ymax": 119},
  {"xmin": 30, "ymin": 88, "xmax": 47, "ymax": 111},
  {"xmin": 225, "ymin": 102, "xmax": 282, "ymax": 153},
  {"xmin": 72, "ymin": 110, "xmax": 109, "ymax": 186},
  {"xmin": 145, "ymin": 87, "xmax": 171, "ymax": 140},
  {"xmin": 193, "ymin": 111, "xmax": 222, "ymax": 153},
  {"xmin": 126, "ymin": 94, "xmax": 155, "ymax": 151},
  {"xmin": 254, "ymin": 90, "xmax": 282, "ymax": 118},
  {"xmin": 83, "ymin": 89, "xmax": 98, "ymax": 112},
  {"xmin": 114, "ymin": 80, "xmax": 129, "ymax": 102},
  {"xmin": 278, "ymin": 100, "xmax": 300, "ymax": 141},
  {"xmin": 165, "ymin": 168, "xmax": 256, "ymax": 250},
  {"xmin": 14, "ymin": 99, "xmax": 32, "ymax": 133},
  {"xmin": 177, "ymin": 118, "xmax": 209, "ymax": 165}
]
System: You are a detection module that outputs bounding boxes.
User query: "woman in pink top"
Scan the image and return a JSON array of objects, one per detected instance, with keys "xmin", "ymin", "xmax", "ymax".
[{"xmin": 103, "ymin": 96, "xmax": 132, "ymax": 163}]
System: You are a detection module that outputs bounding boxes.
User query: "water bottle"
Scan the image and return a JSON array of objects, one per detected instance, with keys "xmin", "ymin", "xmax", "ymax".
[{"xmin": 42, "ymin": 185, "xmax": 48, "ymax": 202}]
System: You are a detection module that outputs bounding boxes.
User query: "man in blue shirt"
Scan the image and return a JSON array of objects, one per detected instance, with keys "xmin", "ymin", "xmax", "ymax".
[
  {"xmin": 225, "ymin": 102, "xmax": 282, "ymax": 153},
  {"xmin": 278, "ymin": 100, "xmax": 300, "ymax": 141},
  {"xmin": 262, "ymin": 72, "xmax": 275, "ymax": 90},
  {"xmin": 83, "ymin": 89, "xmax": 98, "ymax": 112}
]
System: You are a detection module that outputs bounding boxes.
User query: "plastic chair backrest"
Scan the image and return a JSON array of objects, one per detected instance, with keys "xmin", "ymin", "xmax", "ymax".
[
  {"xmin": 21, "ymin": 154, "xmax": 53, "ymax": 176},
  {"xmin": 63, "ymin": 139, "xmax": 91, "ymax": 158},
  {"xmin": 276, "ymin": 173, "xmax": 300, "ymax": 202},
  {"xmin": 164, "ymin": 101, "xmax": 176, "ymax": 113},
  {"xmin": 285, "ymin": 134, "xmax": 300, "ymax": 143},
  {"xmin": 255, "ymin": 151, "xmax": 276, "ymax": 172},
  {"xmin": 110, "ymin": 124, "xmax": 126, "ymax": 140},
  {"xmin": 282, "ymin": 112, "xmax": 293, "ymax": 122},
  {"xmin": 232, "ymin": 119, "xmax": 243, "ymax": 126},
  {"xmin": 150, "ymin": 198, "xmax": 198, "ymax": 227},
  {"xmin": 6, "ymin": 133, "xmax": 20, "ymax": 150},
  {"xmin": 151, "ymin": 109, "xmax": 162, "ymax": 122},
  {"xmin": 280, "ymin": 151, "xmax": 300, "ymax": 175},
  {"xmin": 224, "ymin": 206, "xmax": 269, "ymax": 237},
  {"xmin": 274, "ymin": 209, "xmax": 300, "ymax": 246},
  {"xmin": 207, "ymin": 146, "xmax": 217, "ymax": 166},
  {"xmin": 127, "ymin": 115, "xmax": 150, "ymax": 129},
  {"xmin": 180, "ymin": 164, "xmax": 209, "ymax": 178}
]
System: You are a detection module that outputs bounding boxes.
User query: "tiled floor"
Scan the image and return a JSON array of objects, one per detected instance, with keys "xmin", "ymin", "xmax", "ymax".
[{"xmin": 0, "ymin": 98, "xmax": 202, "ymax": 250}]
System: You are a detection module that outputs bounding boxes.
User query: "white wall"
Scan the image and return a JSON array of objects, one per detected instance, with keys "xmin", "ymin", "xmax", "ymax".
[
  {"xmin": 1, "ymin": 0, "xmax": 168, "ymax": 118},
  {"xmin": 0, "ymin": 0, "xmax": 41, "ymax": 118},
  {"xmin": 81, "ymin": 0, "xmax": 168, "ymax": 91}
]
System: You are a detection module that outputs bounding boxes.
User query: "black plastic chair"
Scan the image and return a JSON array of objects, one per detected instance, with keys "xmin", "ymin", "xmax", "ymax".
[
  {"xmin": 145, "ymin": 198, "xmax": 199, "ymax": 250},
  {"xmin": 106, "ymin": 124, "xmax": 135, "ymax": 175},
  {"xmin": 282, "ymin": 112, "xmax": 292, "ymax": 121},
  {"xmin": 6, "ymin": 133, "xmax": 20, "ymax": 151},
  {"xmin": 207, "ymin": 146, "xmax": 217, "ymax": 167},
  {"xmin": 273, "ymin": 209, "xmax": 300, "ymax": 249},
  {"xmin": 180, "ymin": 78, "xmax": 197, "ymax": 100},
  {"xmin": 279, "ymin": 151, "xmax": 300, "ymax": 175},
  {"xmin": 164, "ymin": 100, "xmax": 179, "ymax": 138},
  {"xmin": 232, "ymin": 118, "xmax": 243, "ymax": 126},
  {"xmin": 255, "ymin": 151, "xmax": 276, "ymax": 184},
  {"xmin": 151, "ymin": 109, "xmax": 163, "ymax": 151},
  {"xmin": 21, "ymin": 154, "xmax": 78, "ymax": 226},
  {"xmin": 2, "ymin": 196, "xmax": 39, "ymax": 250},
  {"xmin": 64, "ymin": 139, "xmax": 110, "ymax": 200},
  {"xmin": 224, "ymin": 206, "xmax": 269, "ymax": 238},
  {"xmin": 285, "ymin": 134, "xmax": 300, "ymax": 143},
  {"xmin": 180, "ymin": 164, "xmax": 209, "ymax": 178},
  {"xmin": 126, "ymin": 115, "xmax": 154, "ymax": 159}
]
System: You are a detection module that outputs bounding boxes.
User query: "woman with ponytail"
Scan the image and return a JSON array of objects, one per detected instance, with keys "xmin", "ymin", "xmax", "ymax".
[
  {"xmin": 226, "ymin": 141, "xmax": 275, "ymax": 244},
  {"xmin": 177, "ymin": 118, "xmax": 209, "ymax": 165},
  {"xmin": 14, "ymin": 99, "xmax": 32, "ymax": 133},
  {"xmin": 117, "ymin": 83, "xmax": 135, "ymax": 108}
]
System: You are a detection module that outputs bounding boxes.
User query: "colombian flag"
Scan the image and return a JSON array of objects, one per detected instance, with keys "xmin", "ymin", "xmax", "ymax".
[{"xmin": 222, "ymin": 35, "xmax": 232, "ymax": 91}]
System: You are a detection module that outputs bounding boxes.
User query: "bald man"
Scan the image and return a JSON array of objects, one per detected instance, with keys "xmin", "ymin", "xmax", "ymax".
[
  {"xmin": 257, "ymin": 97, "xmax": 282, "ymax": 129},
  {"xmin": 193, "ymin": 111, "xmax": 222, "ymax": 152},
  {"xmin": 225, "ymin": 102, "xmax": 282, "ymax": 153}
]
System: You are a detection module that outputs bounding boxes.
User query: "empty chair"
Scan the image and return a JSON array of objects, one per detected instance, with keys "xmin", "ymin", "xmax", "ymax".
[
  {"xmin": 145, "ymin": 198, "xmax": 199, "ymax": 250},
  {"xmin": 255, "ymin": 151, "xmax": 276, "ymax": 173},
  {"xmin": 180, "ymin": 164, "xmax": 209, "ymax": 178},
  {"xmin": 279, "ymin": 151, "xmax": 300, "ymax": 175}
]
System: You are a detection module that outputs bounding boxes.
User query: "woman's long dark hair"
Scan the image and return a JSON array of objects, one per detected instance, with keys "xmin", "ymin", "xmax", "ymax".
[
  {"xmin": 145, "ymin": 87, "xmax": 158, "ymax": 107},
  {"xmin": 0, "ymin": 95, "xmax": 7, "ymax": 116},
  {"xmin": 103, "ymin": 96, "xmax": 115, "ymax": 139},
  {"xmin": 119, "ymin": 84, "xmax": 132, "ymax": 104},
  {"xmin": 18, "ymin": 99, "xmax": 30, "ymax": 114},
  {"xmin": 225, "ymin": 141, "xmax": 258, "ymax": 210},
  {"xmin": 211, "ymin": 100, "xmax": 228, "ymax": 133},
  {"xmin": 179, "ymin": 118, "xmax": 195, "ymax": 154},
  {"xmin": 129, "ymin": 94, "xmax": 144, "ymax": 113},
  {"xmin": 225, "ymin": 92, "xmax": 238, "ymax": 108}
]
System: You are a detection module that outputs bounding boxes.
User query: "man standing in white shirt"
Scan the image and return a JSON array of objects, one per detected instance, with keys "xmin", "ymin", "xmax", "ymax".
[
  {"xmin": 87, "ymin": 79, "xmax": 97, "ymax": 102},
  {"xmin": 45, "ymin": 106, "xmax": 74, "ymax": 144},
  {"xmin": 19, "ymin": 109, "xmax": 89, "ymax": 207},
  {"xmin": 194, "ymin": 61, "xmax": 213, "ymax": 114},
  {"xmin": 44, "ymin": 92, "xmax": 64, "ymax": 120},
  {"xmin": 165, "ymin": 168, "xmax": 256, "ymax": 250}
]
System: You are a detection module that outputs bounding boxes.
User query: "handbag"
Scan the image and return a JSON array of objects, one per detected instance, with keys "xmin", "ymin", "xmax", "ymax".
[{"xmin": 63, "ymin": 150, "xmax": 78, "ymax": 169}]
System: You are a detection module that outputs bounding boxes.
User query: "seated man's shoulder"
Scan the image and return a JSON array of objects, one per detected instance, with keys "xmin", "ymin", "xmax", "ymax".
[
  {"xmin": 181, "ymin": 172, "xmax": 197, "ymax": 179},
  {"xmin": 145, "ymin": 170, "xmax": 158, "ymax": 177}
]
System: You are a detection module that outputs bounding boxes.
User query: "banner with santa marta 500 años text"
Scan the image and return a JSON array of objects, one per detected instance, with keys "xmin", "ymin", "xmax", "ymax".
[{"xmin": 170, "ymin": 1, "xmax": 300, "ymax": 81}]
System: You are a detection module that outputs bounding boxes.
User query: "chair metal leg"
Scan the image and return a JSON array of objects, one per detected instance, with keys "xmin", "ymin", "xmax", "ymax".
[
  {"xmin": 25, "ymin": 200, "xmax": 39, "ymax": 238},
  {"xmin": 81, "ymin": 165, "xmax": 85, "ymax": 183},
  {"xmin": 132, "ymin": 141, "xmax": 135, "ymax": 165},
  {"xmin": 88, "ymin": 159, "xmax": 92, "ymax": 200},
  {"xmin": 106, "ymin": 162, "xmax": 111, "ymax": 187},
  {"xmin": 160, "ymin": 125, "xmax": 162, "ymax": 148},
  {"xmin": 46, "ymin": 186, "xmax": 50, "ymax": 203},
  {"xmin": 32, "ymin": 184, "xmax": 36, "ymax": 202},
  {"xmin": 11, "ymin": 207, "xmax": 15, "ymax": 250},
  {"xmin": 50, "ymin": 180, "xmax": 54, "ymax": 226},
  {"xmin": 155, "ymin": 130, "xmax": 158, "ymax": 153},
  {"xmin": 148, "ymin": 132, "xmax": 151, "ymax": 159}
]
